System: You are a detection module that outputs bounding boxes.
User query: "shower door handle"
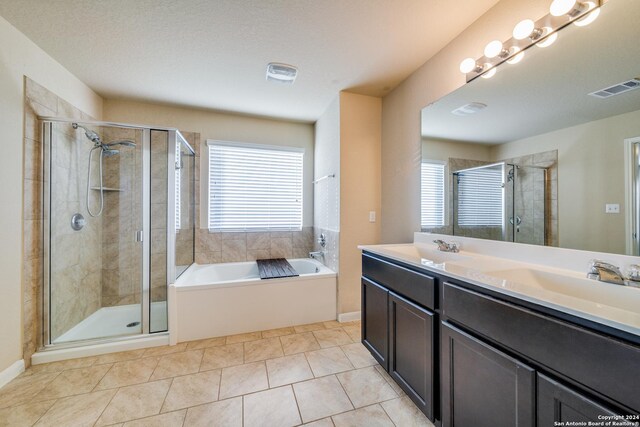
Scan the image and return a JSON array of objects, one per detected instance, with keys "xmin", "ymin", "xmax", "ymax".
[{"xmin": 135, "ymin": 230, "xmax": 144, "ymax": 242}]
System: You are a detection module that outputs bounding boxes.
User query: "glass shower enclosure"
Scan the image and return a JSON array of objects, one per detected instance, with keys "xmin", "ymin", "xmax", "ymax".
[
  {"xmin": 452, "ymin": 162, "xmax": 548, "ymax": 244},
  {"xmin": 42, "ymin": 119, "xmax": 195, "ymax": 347}
]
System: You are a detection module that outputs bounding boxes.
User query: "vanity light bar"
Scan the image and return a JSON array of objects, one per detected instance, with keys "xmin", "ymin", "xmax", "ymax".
[{"xmin": 460, "ymin": 0, "xmax": 602, "ymax": 83}]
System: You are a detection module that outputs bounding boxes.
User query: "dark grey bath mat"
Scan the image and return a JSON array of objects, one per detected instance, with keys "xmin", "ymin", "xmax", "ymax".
[{"xmin": 257, "ymin": 258, "xmax": 299, "ymax": 279}]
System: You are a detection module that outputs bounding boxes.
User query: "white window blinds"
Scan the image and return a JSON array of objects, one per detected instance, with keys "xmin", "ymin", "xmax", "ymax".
[
  {"xmin": 208, "ymin": 141, "xmax": 304, "ymax": 232},
  {"xmin": 456, "ymin": 163, "xmax": 504, "ymax": 227},
  {"xmin": 421, "ymin": 162, "xmax": 445, "ymax": 228}
]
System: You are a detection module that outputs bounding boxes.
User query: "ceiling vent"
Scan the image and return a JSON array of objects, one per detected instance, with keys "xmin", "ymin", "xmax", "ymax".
[
  {"xmin": 452, "ymin": 102, "xmax": 487, "ymax": 116},
  {"xmin": 266, "ymin": 63, "xmax": 298, "ymax": 84},
  {"xmin": 588, "ymin": 78, "xmax": 640, "ymax": 99}
]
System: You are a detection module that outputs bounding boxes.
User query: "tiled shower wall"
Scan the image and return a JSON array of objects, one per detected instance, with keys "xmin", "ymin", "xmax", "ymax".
[
  {"xmin": 48, "ymin": 122, "xmax": 104, "ymax": 341},
  {"xmin": 23, "ymin": 78, "xmax": 96, "ymax": 364},
  {"xmin": 101, "ymin": 127, "xmax": 143, "ymax": 307}
]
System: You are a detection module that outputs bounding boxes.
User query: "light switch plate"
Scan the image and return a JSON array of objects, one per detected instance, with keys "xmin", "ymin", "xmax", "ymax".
[
  {"xmin": 369, "ymin": 211, "xmax": 376, "ymax": 222},
  {"xmin": 605, "ymin": 204, "xmax": 620, "ymax": 214}
]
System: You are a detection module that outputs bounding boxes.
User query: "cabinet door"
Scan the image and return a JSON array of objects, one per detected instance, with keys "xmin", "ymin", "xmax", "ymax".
[
  {"xmin": 389, "ymin": 291, "xmax": 435, "ymax": 420},
  {"xmin": 537, "ymin": 374, "xmax": 620, "ymax": 425},
  {"xmin": 361, "ymin": 277, "xmax": 389, "ymax": 369},
  {"xmin": 441, "ymin": 322, "xmax": 535, "ymax": 427}
]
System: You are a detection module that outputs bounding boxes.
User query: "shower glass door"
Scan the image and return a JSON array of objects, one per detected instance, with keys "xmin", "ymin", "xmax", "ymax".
[
  {"xmin": 511, "ymin": 166, "xmax": 547, "ymax": 245},
  {"xmin": 44, "ymin": 121, "xmax": 145, "ymax": 344}
]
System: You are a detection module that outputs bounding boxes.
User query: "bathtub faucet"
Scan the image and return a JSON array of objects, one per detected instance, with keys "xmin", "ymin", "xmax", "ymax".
[{"xmin": 309, "ymin": 250, "xmax": 325, "ymax": 260}]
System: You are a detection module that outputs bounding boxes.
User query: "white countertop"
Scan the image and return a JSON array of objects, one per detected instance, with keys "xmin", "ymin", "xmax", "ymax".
[{"xmin": 359, "ymin": 242, "xmax": 640, "ymax": 339}]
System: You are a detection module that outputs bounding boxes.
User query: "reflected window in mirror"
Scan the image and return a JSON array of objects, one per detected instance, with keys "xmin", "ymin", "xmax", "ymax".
[{"xmin": 420, "ymin": 161, "xmax": 446, "ymax": 230}]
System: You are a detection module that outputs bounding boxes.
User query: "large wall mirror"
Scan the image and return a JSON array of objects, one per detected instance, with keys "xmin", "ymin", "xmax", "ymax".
[{"xmin": 420, "ymin": 0, "xmax": 640, "ymax": 256}]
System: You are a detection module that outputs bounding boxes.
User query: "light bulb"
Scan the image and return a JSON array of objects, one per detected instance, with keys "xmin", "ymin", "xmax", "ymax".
[
  {"xmin": 481, "ymin": 64, "xmax": 496, "ymax": 79},
  {"xmin": 513, "ymin": 19, "xmax": 535, "ymax": 40},
  {"xmin": 575, "ymin": 3, "xmax": 600, "ymax": 26},
  {"xmin": 536, "ymin": 29, "xmax": 558, "ymax": 48},
  {"xmin": 460, "ymin": 58, "xmax": 478, "ymax": 74},
  {"xmin": 484, "ymin": 40, "xmax": 503, "ymax": 58},
  {"xmin": 506, "ymin": 48, "xmax": 525, "ymax": 64},
  {"xmin": 550, "ymin": 0, "xmax": 577, "ymax": 16}
]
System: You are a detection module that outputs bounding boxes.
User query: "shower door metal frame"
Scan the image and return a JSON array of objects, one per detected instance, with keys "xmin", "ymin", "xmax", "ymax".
[
  {"xmin": 625, "ymin": 137, "xmax": 640, "ymax": 256},
  {"xmin": 39, "ymin": 118, "xmax": 182, "ymax": 350}
]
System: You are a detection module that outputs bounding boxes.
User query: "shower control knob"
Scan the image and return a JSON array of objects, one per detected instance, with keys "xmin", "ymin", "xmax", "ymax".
[{"xmin": 71, "ymin": 213, "xmax": 86, "ymax": 231}]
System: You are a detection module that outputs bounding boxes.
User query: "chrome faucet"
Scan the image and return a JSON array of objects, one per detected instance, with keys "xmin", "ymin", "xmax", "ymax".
[
  {"xmin": 587, "ymin": 260, "xmax": 625, "ymax": 286},
  {"xmin": 433, "ymin": 239, "xmax": 460, "ymax": 253},
  {"xmin": 309, "ymin": 250, "xmax": 325, "ymax": 260}
]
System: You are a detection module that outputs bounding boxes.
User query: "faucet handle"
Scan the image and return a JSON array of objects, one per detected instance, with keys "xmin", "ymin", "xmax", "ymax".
[{"xmin": 627, "ymin": 264, "xmax": 640, "ymax": 282}]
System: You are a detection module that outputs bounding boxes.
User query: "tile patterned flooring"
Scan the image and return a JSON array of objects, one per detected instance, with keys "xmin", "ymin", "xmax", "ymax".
[{"xmin": 0, "ymin": 321, "xmax": 434, "ymax": 427}]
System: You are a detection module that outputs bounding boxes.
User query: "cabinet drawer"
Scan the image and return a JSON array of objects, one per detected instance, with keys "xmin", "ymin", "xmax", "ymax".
[
  {"xmin": 442, "ymin": 282, "xmax": 640, "ymax": 413},
  {"xmin": 362, "ymin": 254, "xmax": 435, "ymax": 309}
]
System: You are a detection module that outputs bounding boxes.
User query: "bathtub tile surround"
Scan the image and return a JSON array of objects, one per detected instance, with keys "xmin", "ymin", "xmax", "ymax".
[
  {"xmin": 0, "ymin": 320, "xmax": 434, "ymax": 426},
  {"xmin": 195, "ymin": 227, "xmax": 314, "ymax": 264},
  {"xmin": 22, "ymin": 78, "xmax": 97, "ymax": 365},
  {"xmin": 314, "ymin": 227, "xmax": 339, "ymax": 272}
]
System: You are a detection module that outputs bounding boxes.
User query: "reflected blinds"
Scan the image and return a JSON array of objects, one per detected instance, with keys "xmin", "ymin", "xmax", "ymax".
[
  {"xmin": 208, "ymin": 142, "xmax": 303, "ymax": 232},
  {"xmin": 421, "ymin": 162, "xmax": 445, "ymax": 228},
  {"xmin": 456, "ymin": 164, "xmax": 504, "ymax": 227}
]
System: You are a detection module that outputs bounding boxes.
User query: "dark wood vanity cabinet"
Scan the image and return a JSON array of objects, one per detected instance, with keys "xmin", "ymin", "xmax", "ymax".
[
  {"xmin": 361, "ymin": 277, "xmax": 389, "ymax": 369},
  {"xmin": 361, "ymin": 254, "xmax": 437, "ymax": 420},
  {"xmin": 441, "ymin": 321, "xmax": 535, "ymax": 427},
  {"xmin": 537, "ymin": 374, "xmax": 619, "ymax": 425},
  {"xmin": 361, "ymin": 251, "xmax": 639, "ymax": 427},
  {"xmin": 389, "ymin": 291, "xmax": 435, "ymax": 419}
]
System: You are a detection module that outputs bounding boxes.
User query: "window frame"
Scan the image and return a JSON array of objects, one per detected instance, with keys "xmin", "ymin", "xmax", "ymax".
[{"xmin": 206, "ymin": 139, "xmax": 305, "ymax": 233}]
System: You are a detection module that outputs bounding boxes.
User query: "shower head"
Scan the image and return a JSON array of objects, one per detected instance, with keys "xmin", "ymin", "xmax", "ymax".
[
  {"xmin": 105, "ymin": 139, "xmax": 136, "ymax": 148},
  {"xmin": 72, "ymin": 123, "xmax": 102, "ymax": 144}
]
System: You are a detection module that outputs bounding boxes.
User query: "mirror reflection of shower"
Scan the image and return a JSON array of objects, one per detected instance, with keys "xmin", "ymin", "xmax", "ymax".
[{"xmin": 72, "ymin": 123, "xmax": 136, "ymax": 217}]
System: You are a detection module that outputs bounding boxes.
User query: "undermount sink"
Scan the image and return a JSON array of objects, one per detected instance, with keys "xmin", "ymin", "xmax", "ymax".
[
  {"xmin": 484, "ymin": 268, "xmax": 639, "ymax": 313},
  {"xmin": 382, "ymin": 244, "xmax": 471, "ymax": 264}
]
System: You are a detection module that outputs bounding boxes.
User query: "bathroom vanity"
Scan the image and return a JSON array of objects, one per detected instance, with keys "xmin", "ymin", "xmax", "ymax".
[{"xmin": 360, "ymin": 239, "xmax": 640, "ymax": 426}]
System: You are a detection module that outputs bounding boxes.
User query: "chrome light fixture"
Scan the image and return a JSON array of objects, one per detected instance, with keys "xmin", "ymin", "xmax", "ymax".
[{"xmin": 459, "ymin": 0, "xmax": 601, "ymax": 82}]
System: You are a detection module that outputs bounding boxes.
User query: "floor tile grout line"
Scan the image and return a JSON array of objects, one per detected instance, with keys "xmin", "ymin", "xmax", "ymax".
[
  {"xmin": 28, "ymin": 397, "xmax": 59, "ymax": 427},
  {"xmin": 289, "ymin": 383, "xmax": 305, "ymax": 425},
  {"xmin": 158, "ymin": 377, "xmax": 175, "ymax": 416},
  {"xmin": 91, "ymin": 386, "xmax": 120, "ymax": 426}
]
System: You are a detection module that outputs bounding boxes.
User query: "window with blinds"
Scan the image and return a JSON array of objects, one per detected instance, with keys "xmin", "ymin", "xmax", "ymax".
[
  {"xmin": 208, "ymin": 141, "xmax": 304, "ymax": 232},
  {"xmin": 421, "ymin": 161, "xmax": 445, "ymax": 228},
  {"xmin": 455, "ymin": 163, "xmax": 504, "ymax": 227}
]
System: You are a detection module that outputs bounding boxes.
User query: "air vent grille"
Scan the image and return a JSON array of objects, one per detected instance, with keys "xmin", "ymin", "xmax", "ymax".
[{"xmin": 589, "ymin": 78, "xmax": 640, "ymax": 98}]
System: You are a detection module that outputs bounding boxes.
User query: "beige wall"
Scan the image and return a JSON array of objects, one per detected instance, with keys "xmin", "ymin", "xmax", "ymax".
[
  {"xmin": 422, "ymin": 138, "xmax": 493, "ymax": 162},
  {"xmin": 381, "ymin": 0, "xmax": 549, "ymax": 243},
  {"xmin": 339, "ymin": 93, "xmax": 382, "ymax": 314},
  {"xmin": 493, "ymin": 109, "xmax": 640, "ymax": 254},
  {"xmin": 103, "ymin": 99, "xmax": 315, "ymax": 229},
  {"xmin": 0, "ymin": 15, "xmax": 102, "ymax": 373}
]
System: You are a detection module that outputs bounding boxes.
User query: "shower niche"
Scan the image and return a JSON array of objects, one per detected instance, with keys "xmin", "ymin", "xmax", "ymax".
[{"xmin": 42, "ymin": 119, "xmax": 195, "ymax": 347}]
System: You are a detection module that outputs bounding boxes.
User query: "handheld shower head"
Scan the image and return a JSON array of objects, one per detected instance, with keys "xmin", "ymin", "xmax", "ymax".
[{"xmin": 72, "ymin": 123, "xmax": 102, "ymax": 144}]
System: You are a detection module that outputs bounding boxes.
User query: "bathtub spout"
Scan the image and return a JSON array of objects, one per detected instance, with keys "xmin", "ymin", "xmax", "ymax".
[{"xmin": 309, "ymin": 250, "xmax": 325, "ymax": 260}]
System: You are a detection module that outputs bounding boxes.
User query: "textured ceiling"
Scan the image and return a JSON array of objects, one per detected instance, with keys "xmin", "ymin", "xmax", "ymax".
[
  {"xmin": 0, "ymin": 0, "xmax": 499, "ymax": 122},
  {"xmin": 421, "ymin": 0, "xmax": 640, "ymax": 144}
]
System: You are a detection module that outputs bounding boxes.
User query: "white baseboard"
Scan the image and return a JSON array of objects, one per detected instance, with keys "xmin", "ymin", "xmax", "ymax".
[
  {"xmin": 338, "ymin": 311, "xmax": 361, "ymax": 322},
  {"xmin": 0, "ymin": 359, "xmax": 25, "ymax": 389}
]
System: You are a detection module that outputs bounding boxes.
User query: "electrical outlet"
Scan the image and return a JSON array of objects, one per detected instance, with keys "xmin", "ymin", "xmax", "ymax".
[
  {"xmin": 369, "ymin": 211, "xmax": 376, "ymax": 222},
  {"xmin": 605, "ymin": 204, "xmax": 620, "ymax": 214}
]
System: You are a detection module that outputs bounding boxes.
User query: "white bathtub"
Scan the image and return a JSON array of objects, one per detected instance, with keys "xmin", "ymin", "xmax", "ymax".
[{"xmin": 170, "ymin": 258, "xmax": 337, "ymax": 342}]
